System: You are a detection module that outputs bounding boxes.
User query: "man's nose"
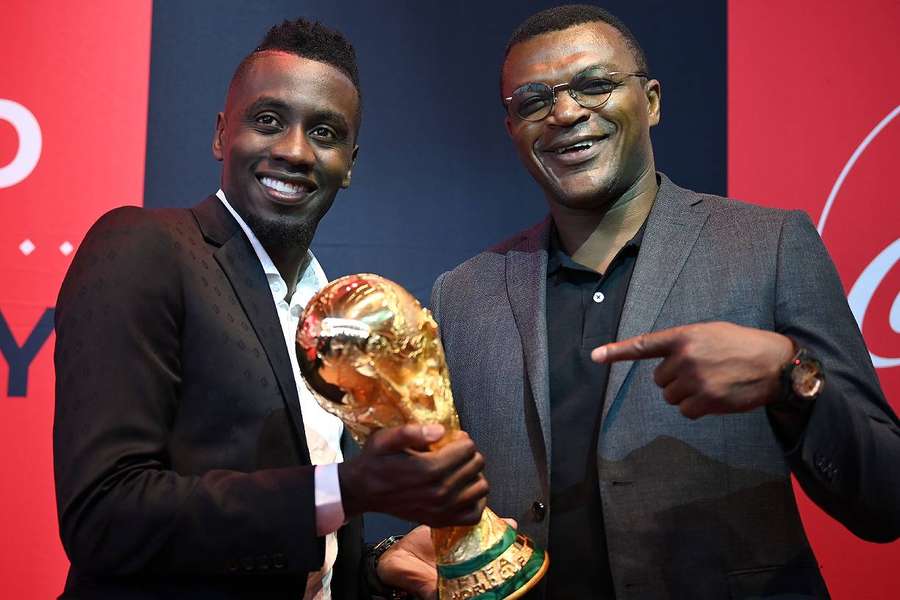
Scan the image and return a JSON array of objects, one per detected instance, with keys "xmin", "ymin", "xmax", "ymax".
[
  {"xmin": 271, "ymin": 126, "xmax": 316, "ymax": 166},
  {"xmin": 546, "ymin": 90, "xmax": 590, "ymax": 127}
]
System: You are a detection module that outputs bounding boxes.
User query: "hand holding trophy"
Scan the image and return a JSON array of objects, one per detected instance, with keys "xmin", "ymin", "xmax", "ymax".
[{"xmin": 297, "ymin": 274, "xmax": 548, "ymax": 600}]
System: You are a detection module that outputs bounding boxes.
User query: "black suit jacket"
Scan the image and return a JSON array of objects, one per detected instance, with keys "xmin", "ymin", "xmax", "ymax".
[{"xmin": 54, "ymin": 196, "xmax": 364, "ymax": 599}]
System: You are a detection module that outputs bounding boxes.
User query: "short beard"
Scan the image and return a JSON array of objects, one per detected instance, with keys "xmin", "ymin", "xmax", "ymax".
[{"xmin": 240, "ymin": 210, "xmax": 318, "ymax": 257}]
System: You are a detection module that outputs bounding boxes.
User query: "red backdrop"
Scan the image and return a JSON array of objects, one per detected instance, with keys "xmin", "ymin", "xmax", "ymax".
[
  {"xmin": 0, "ymin": 2, "xmax": 151, "ymax": 598},
  {"xmin": 729, "ymin": 1, "xmax": 900, "ymax": 598},
  {"xmin": 0, "ymin": 1, "xmax": 897, "ymax": 598}
]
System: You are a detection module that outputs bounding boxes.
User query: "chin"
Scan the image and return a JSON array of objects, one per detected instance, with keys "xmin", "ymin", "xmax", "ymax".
[
  {"xmin": 546, "ymin": 179, "xmax": 616, "ymax": 210},
  {"xmin": 242, "ymin": 205, "xmax": 318, "ymax": 250},
  {"xmin": 555, "ymin": 193, "xmax": 615, "ymax": 212}
]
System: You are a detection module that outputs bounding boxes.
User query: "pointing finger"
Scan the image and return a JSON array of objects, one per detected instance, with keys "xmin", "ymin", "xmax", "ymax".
[{"xmin": 591, "ymin": 327, "xmax": 686, "ymax": 364}]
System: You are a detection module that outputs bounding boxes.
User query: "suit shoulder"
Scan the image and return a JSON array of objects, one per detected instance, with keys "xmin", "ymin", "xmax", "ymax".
[
  {"xmin": 77, "ymin": 205, "xmax": 200, "ymax": 260},
  {"xmin": 437, "ymin": 255, "xmax": 498, "ymax": 298},
  {"xmin": 444, "ymin": 241, "xmax": 514, "ymax": 284},
  {"xmin": 62, "ymin": 206, "xmax": 195, "ymax": 296},
  {"xmin": 487, "ymin": 217, "xmax": 549, "ymax": 254},
  {"xmin": 449, "ymin": 217, "xmax": 548, "ymax": 274},
  {"xmin": 700, "ymin": 192, "xmax": 799, "ymax": 219},
  {"xmin": 696, "ymin": 192, "xmax": 812, "ymax": 235},
  {"xmin": 437, "ymin": 217, "xmax": 547, "ymax": 295},
  {"xmin": 86, "ymin": 205, "xmax": 193, "ymax": 239}
]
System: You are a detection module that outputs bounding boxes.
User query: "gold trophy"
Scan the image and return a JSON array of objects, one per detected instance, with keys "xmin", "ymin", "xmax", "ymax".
[{"xmin": 296, "ymin": 274, "xmax": 548, "ymax": 600}]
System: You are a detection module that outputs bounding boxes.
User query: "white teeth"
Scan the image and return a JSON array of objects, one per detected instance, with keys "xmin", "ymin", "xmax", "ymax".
[
  {"xmin": 556, "ymin": 141, "xmax": 593, "ymax": 154},
  {"xmin": 260, "ymin": 176, "xmax": 305, "ymax": 194}
]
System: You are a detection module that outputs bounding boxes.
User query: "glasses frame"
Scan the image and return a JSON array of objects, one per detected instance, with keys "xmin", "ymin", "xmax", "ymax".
[{"xmin": 504, "ymin": 70, "xmax": 649, "ymax": 122}]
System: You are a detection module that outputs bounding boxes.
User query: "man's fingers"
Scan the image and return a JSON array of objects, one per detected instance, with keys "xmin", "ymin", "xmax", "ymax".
[
  {"xmin": 678, "ymin": 396, "xmax": 709, "ymax": 420},
  {"xmin": 432, "ymin": 487, "xmax": 488, "ymax": 527},
  {"xmin": 652, "ymin": 356, "xmax": 680, "ymax": 388},
  {"xmin": 420, "ymin": 435, "xmax": 481, "ymax": 485},
  {"xmin": 368, "ymin": 423, "xmax": 446, "ymax": 454},
  {"xmin": 661, "ymin": 377, "xmax": 694, "ymax": 406},
  {"xmin": 592, "ymin": 328, "xmax": 685, "ymax": 363},
  {"xmin": 439, "ymin": 449, "xmax": 486, "ymax": 493}
]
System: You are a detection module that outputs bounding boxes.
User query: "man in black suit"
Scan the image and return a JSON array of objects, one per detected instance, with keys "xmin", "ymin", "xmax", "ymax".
[{"xmin": 53, "ymin": 18, "xmax": 487, "ymax": 600}]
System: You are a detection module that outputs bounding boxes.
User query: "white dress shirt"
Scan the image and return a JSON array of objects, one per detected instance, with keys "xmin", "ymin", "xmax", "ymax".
[{"xmin": 217, "ymin": 190, "xmax": 345, "ymax": 600}]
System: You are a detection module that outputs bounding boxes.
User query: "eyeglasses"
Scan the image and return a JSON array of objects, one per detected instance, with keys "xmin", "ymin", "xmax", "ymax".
[{"xmin": 504, "ymin": 68, "xmax": 648, "ymax": 122}]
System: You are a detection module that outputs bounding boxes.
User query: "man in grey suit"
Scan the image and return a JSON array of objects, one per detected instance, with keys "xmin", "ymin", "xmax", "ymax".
[{"xmin": 377, "ymin": 4, "xmax": 900, "ymax": 599}]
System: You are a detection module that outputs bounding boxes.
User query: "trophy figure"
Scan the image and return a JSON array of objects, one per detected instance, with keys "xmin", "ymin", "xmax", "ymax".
[{"xmin": 296, "ymin": 274, "xmax": 548, "ymax": 600}]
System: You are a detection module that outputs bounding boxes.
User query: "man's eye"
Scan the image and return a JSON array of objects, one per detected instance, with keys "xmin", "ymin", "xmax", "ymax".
[
  {"xmin": 310, "ymin": 126, "xmax": 337, "ymax": 140},
  {"xmin": 516, "ymin": 94, "xmax": 550, "ymax": 117},
  {"xmin": 577, "ymin": 78, "xmax": 617, "ymax": 95},
  {"xmin": 255, "ymin": 114, "xmax": 281, "ymax": 128}
]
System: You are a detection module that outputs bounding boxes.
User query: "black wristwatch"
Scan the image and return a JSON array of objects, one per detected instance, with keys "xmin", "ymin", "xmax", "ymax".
[
  {"xmin": 777, "ymin": 346, "xmax": 825, "ymax": 410},
  {"xmin": 366, "ymin": 536, "xmax": 410, "ymax": 600}
]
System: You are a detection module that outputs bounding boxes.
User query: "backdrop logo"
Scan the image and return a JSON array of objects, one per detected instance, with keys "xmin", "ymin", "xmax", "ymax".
[
  {"xmin": 818, "ymin": 105, "xmax": 900, "ymax": 369},
  {"xmin": 0, "ymin": 309, "xmax": 55, "ymax": 396},
  {"xmin": 0, "ymin": 99, "xmax": 42, "ymax": 189}
]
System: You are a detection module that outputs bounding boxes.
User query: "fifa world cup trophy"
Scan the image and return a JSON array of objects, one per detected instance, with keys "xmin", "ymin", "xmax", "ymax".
[{"xmin": 296, "ymin": 274, "xmax": 548, "ymax": 600}]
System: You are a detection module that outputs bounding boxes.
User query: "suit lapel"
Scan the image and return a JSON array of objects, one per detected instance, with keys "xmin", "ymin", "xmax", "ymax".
[
  {"xmin": 602, "ymin": 176, "xmax": 710, "ymax": 425},
  {"xmin": 192, "ymin": 196, "xmax": 311, "ymax": 463},
  {"xmin": 505, "ymin": 218, "xmax": 553, "ymax": 479}
]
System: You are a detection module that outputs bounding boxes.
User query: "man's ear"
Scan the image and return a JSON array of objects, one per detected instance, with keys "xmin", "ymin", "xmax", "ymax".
[
  {"xmin": 341, "ymin": 145, "xmax": 360, "ymax": 188},
  {"xmin": 645, "ymin": 79, "xmax": 661, "ymax": 127},
  {"xmin": 504, "ymin": 115, "xmax": 515, "ymax": 138},
  {"xmin": 212, "ymin": 112, "xmax": 225, "ymax": 161}
]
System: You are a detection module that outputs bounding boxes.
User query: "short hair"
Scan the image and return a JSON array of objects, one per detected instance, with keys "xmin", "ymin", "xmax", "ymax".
[
  {"xmin": 503, "ymin": 4, "xmax": 650, "ymax": 82},
  {"xmin": 229, "ymin": 17, "xmax": 362, "ymax": 111}
]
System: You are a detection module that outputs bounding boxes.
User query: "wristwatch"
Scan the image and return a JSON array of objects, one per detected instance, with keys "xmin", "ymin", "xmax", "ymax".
[
  {"xmin": 367, "ymin": 536, "xmax": 410, "ymax": 600},
  {"xmin": 372, "ymin": 535, "xmax": 404, "ymax": 564},
  {"xmin": 778, "ymin": 346, "xmax": 825, "ymax": 409}
]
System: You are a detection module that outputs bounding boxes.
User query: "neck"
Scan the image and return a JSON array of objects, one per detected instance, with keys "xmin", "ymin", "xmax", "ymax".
[
  {"xmin": 218, "ymin": 189, "xmax": 318, "ymax": 298},
  {"xmin": 551, "ymin": 168, "xmax": 658, "ymax": 273},
  {"xmin": 265, "ymin": 242, "xmax": 311, "ymax": 298}
]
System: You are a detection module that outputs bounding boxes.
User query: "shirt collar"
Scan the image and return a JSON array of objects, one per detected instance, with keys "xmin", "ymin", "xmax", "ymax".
[
  {"xmin": 547, "ymin": 216, "xmax": 647, "ymax": 276},
  {"xmin": 216, "ymin": 189, "xmax": 327, "ymax": 304}
]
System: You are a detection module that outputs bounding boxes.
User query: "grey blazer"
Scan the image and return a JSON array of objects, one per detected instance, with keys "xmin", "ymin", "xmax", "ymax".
[{"xmin": 431, "ymin": 174, "xmax": 899, "ymax": 599}]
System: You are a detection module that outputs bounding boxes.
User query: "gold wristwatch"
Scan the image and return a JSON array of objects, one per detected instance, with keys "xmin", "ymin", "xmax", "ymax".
[{"xmin": 779, "ymin": 347, "xmax": 825, "ymax": 408}]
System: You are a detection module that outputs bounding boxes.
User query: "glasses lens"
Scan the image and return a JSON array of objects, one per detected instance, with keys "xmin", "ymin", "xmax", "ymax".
[
  {"xmin": 570, "ymin": 69, "xmax": 618, "ymax": 108},
  {"xmin": 510, "ymin": 83, "xmax": 553, "ymax": 121}
]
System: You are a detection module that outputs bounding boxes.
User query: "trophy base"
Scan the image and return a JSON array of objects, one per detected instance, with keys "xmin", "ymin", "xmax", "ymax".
[{"xmin": 437, "ymin": 525, "xmax": 549, "ymax": 600}]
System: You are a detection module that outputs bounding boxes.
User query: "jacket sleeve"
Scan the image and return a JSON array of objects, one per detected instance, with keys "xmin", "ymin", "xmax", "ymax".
[
  {"xmin": 53, "ymin": 207, "xmax": 324, "ymax": 577},
  {"xmin": 773, "ymin": 209, "xmax": 900, "ymax": 542},
  {"xmin": 430, "ymin": 271, "xmax": 449, "ymax": 326}
]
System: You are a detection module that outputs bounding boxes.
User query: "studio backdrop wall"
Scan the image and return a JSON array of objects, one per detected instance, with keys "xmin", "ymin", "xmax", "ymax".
[{"xmin": 1, "ymin": 1, "xmax": 897, "ymax": 598}]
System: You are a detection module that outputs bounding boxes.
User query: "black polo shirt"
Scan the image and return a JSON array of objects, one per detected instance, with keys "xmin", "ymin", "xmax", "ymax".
[{"xmin": 546, "ymin": 220, "xmax": 645, "ymax": 599}]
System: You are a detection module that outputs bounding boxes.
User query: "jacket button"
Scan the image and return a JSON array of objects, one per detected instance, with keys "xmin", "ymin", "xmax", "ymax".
[{"xmin": 532, "ymin": 500, "xmax": 546, "ymax": 521}]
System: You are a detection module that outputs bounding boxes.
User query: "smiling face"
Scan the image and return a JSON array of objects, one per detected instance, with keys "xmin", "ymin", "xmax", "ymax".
[
  {"xmin": 502, "ymin": 22, "xmax": 660, "ymax": 212},
  {"xmin": 213, "ymin": 51, "xmax": 359, "ymax": 251}
]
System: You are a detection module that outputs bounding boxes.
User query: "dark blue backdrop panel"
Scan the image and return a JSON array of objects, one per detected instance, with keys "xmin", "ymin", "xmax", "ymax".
[
  {"xmin": 144, "ymin": 0, "xmax": 726, "ymax": 540},
  {"xmin": 145, "ymin": 0, "xmax": 725, "ymax": 299}
]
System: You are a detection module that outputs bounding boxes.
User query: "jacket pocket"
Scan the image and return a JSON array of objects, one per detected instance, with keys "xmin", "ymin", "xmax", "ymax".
[{"xmin": 727, "ymin": 564, "xmax": 829, "ymax": 599}]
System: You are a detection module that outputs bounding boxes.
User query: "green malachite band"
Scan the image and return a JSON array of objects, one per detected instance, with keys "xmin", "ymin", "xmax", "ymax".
[
  {"xmin": 468, "ymin": 546, "xmax": 547, "ymax": 600},
  {"xmin": 437, "ymin": 527, "xmax": 516, "ymax": 579}
]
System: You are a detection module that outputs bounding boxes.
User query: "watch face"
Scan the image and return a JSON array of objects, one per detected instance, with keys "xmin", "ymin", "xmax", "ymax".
[{"xmin": 792, "ymin": 357, "xmax": 824, "ymax": 399}]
